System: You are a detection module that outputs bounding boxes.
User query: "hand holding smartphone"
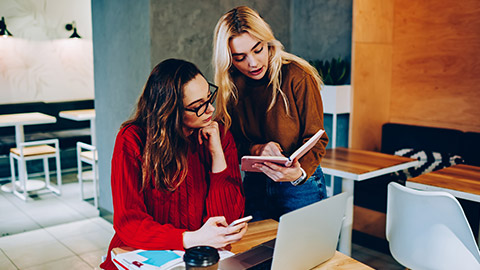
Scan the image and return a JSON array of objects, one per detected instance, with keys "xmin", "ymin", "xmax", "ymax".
[{"xmin": 228, "ymin": 216, "xmax": 252, "ymax": 227}]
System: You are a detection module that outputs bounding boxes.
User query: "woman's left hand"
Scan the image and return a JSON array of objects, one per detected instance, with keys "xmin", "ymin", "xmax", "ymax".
[
  {"xmin": 198, "ymin": 121, "xmax": 227, "ymax": 173},
  {"xmin": 253, "ymin": 159, "xmax": 303, "ymax": 182},
  {"xmin": 198, "ymin": 121, "xmax": 222, "ymax": 153}
]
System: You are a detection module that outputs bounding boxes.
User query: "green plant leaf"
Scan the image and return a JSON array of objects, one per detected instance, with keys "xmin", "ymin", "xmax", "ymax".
[{"xmin": 310, "ymin": 57, "xmax": 350, "ymax": 85}]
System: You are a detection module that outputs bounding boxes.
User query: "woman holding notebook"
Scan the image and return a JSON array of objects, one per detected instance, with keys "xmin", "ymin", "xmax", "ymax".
[
  {"xmin": 100, "ymin": 59, "xmax": 246, "ymax": 270},
  {"xmin": 213, "ymin": 6, "xmax": 329, "ymax": 221}
]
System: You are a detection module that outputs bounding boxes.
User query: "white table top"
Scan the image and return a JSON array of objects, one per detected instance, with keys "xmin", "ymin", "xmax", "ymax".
[
  {"xmin": 59, "ymin": 109, "xmax": 95, "ymax": 121},
  {"xmin": 0, "ymin": 112, "xmax": 56, "ymax": 127}
]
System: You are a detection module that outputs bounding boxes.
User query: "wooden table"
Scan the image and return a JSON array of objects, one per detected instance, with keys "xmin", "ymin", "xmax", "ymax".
[
  {"xmin": 321, "ymin": 147, "xmax": 420, "ymax": 255},
  {"xmin": 406, "ymin": 164, "xmax": 480, "ymax": 243},
  {"xmin": 59, "ymin": 109, "xmax": 96, "ymax": 146},
  {"xmin": 112, "ymin": 219, "xmax": 373, "ymax": 269},
  {"xmin": 0, "ymin": 112, "xmax": 57, "ymax": 193}
]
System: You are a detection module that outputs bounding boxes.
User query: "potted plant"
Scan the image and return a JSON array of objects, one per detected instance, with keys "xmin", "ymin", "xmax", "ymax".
[{"xmin": 310, "ymin": 57, "xmax": 351, "ymax": 115}]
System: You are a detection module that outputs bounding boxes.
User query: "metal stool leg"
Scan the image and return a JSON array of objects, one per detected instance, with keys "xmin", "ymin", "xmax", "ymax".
[
  {"xmin": 93, "ymin": 158, "xmax": 98, "ymax": 208},
  {"xmin": 44, "ymin": 157, "xmax": 51, "ymax": 188},
  {"xmin": 77, "ymin": 144, "xmax": 84, "ymax": 200},
  {"xmin": 54, "ymin": 142, "xmax": 62, "ymax": 195}
]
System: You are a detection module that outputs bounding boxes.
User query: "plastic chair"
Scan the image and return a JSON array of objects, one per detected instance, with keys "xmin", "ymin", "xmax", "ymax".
[
  {"xmin": 386, "ymin": 182, "xmax": 480, "ymax": 270},
  {"xmin": 9, "ymin": 139, "xmax": 62, "ymax": 201},
  {"xmin": 77, "ymin": 142, "xmax": 98, "ymax": 208}
]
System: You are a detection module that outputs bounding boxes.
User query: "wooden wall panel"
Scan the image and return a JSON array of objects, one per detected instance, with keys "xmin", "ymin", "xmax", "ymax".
[
  {"xmin": 352, "ymin": 0, "xmax": 480, "ymax": 151},
  {"xmin": 390, "ymin": 0, "xmax": 480, "ymax": 132},
  {"xmin": 351, "ymin": 43, "xmax": 392, "ymax": 151},
  {"xmin": 353, "ymin": 0, "xmax": 393, "ymax": 43},
  {"xmin": 351, "ymin": 0, "xmax": 394, "ymax": 150},
  {"xmin": 353, "ymin": 206, "xmax": 386, "ymax": 239}
]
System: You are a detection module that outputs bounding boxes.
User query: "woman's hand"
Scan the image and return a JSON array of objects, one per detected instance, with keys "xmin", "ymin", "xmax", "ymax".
[
  {"xmin": 253, "ymin": 158, "xmax": 303, "ymax": 182},
  {"xmin": 250, "ymin": 142, "xmax": 303, "ymax": 182},
  {"xmin": 250, "ymin": 141, "xmax": 283, "ymax": 156},
  {"xmin": 198, "ymin": 121, "xmax": 222, "ymax": 153},
  {"xmin": 183, "ymin": 216, "xmax": 248, "ymax": 249},
  {"xmin": 198, "ymin": 121, "xmax": 227, "ymax": 172}
]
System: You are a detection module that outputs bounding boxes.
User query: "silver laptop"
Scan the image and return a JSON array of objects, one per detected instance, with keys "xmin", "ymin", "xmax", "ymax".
[{"xmin": 219, "ymin": 192, "xmax": 348, "ymax": 270}]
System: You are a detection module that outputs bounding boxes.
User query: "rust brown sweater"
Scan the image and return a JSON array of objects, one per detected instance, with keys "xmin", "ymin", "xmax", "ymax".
[{"xmin": 229, "ymin": 62, "xmax": 329, "ymax": 178}]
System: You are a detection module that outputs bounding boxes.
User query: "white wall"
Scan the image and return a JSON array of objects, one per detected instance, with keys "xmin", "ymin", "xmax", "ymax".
[{"xmin": 0, "ymin": 0, "xmax": 93, "ymax": 104}]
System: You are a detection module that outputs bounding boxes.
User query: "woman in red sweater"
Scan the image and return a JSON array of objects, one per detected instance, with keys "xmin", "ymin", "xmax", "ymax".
[{"xmin": 100, "ymin": 59, "xmax": 246, "ymax": 270}]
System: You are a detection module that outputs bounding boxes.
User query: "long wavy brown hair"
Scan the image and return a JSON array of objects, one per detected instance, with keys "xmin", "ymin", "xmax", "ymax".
[{"xmin": 122, "ymin": 59, "xmax": 204, "ymax": 191}]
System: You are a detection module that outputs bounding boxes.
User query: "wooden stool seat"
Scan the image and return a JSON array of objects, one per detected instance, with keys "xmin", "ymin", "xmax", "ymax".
[
  {"xmin": 9, "ymin": 139, "xmax": 62, "ymax": 201},
  {"xmin": 80, "ymin": 150, "xmax": 98, "ymax": 161},
  {"xmin": 10, "ymin": 145, "xmax": 56, "ymax": 157}
]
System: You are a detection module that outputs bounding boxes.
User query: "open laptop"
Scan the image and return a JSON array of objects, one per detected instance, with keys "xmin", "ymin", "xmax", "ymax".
[{"xmin": 219, "ymin": 192, "xmax": 348, "ymax": 270}]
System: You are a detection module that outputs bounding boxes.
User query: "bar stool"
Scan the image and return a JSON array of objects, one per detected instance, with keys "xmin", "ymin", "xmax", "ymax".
[
  {"xmin": 9, "ymin": 139, "xmax": 62, "ymax": 201},
  {"xmin": 77, "ymin": 142, "xmax": 98, "ymax": 208}
]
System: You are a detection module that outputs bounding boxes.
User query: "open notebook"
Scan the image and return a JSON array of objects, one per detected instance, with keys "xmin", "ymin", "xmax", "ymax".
[{"xmin": 241, "ymin": 129, "xmax": 325, "ymax": 172}]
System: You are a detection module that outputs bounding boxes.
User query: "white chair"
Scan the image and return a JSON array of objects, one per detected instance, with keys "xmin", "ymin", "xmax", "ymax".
[
  {"xmin": 77, "ymin": 141, "xmax": 98, "ymax": 208},
  {"xmin": 9, "ymin": 139, "xmax": 62, "ymax": 201},
  {"xmin": 386, "ymin": 182, "xmax": 480, "ymax": 270}
]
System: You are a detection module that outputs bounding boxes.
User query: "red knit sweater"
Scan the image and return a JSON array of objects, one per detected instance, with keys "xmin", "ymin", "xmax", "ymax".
[{"xmin": 100, "ymin": 124, "xmax": 245, "ymax": 270}]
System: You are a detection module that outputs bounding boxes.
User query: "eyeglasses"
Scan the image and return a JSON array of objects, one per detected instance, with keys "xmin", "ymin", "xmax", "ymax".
[{"xmin": 184, "ymin": 83, "xmax": 218, "ymax": 117}]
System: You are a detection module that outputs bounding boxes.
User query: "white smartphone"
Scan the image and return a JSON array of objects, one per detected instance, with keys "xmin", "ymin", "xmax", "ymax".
[{"xmin": 228, "ymin": 215, "xmax": 253, "ymax": 227}]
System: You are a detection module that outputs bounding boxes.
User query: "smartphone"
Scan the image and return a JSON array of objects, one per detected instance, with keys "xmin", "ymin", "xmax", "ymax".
[{"xmin": 228, "ymin": 215, "xmax": 253, "ymax": 227}]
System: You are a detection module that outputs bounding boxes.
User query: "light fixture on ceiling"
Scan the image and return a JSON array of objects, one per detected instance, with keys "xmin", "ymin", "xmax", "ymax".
[
  {"xmin": 65, "ymin": 21, "xmax": 81, "ymax": 38},
  {"xmin": 0, "ymin": 16, "xmax": 13, "ymax": 37}
]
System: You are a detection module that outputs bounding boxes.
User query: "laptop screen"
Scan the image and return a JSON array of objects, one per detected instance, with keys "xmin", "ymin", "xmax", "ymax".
[{"xmin": 219, "ymin": 192, "xmax": 348, "ymax": 270}]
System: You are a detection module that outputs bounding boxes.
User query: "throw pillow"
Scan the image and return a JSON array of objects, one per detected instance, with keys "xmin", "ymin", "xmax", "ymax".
[{"xmin": 393, "ymin": 148, "xmax": 463, "ymax": 184}]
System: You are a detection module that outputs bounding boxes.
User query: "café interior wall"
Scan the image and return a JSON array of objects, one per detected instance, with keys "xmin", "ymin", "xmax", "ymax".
[
  {"xmin": 149, "ymin": 0, "xmax": 291, "ymax": 81},
  {"xmin": 0, "ymin": 0, "xmax": 93, "ymax": 105},
  {"xmin": 291, "ymin": 0, "xmax": 352, "ymax": 69},
  {"xmin": 92, "ymin": 0, "xmax": 151, "ymax": 214}
]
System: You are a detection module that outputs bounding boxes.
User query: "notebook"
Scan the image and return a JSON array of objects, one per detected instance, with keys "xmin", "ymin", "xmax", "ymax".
[
  {"xmin": 240, "ymin": 129, "xmax": 325, "ymax": 172},
  {"xmin": 218, "ymin": 192, "xmax": 348, "ymax": 270}
]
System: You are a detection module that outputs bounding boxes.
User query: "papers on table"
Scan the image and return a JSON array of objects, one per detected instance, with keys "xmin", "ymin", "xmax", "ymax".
[{"xmin": 112, "ymin": 249, "xmax": 235, "ymax": 270}]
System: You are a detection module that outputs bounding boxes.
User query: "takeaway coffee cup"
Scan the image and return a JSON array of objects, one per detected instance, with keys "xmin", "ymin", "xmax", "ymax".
[{"xmin": 183, "ymin": 246, "xmax": 219, "ymax": 270}]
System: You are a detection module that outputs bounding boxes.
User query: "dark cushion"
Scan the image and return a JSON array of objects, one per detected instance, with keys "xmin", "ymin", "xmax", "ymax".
[
  {"xmin": 0, "ymin": 100, "xmax": 94, "ymax": 155},
  {"xmin": 0, "ymin": 100, "xmax": 94, "ymax": 136},
  {"xmin": 461, "ymin": 132, "xmax": 480, "ymax": 166},
  {"xmin": 381, "ymin": 123, "xmax": 463, "ymax": 156},
  {"xmin": 0, "ymin": 128, "xmax": 91, "ymax": 156}
]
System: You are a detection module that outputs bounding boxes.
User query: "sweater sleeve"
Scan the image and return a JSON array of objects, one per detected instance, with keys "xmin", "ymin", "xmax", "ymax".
[
  {"xmin": 111, "ymin": 127, "xmax": 186, "ymax": 251},
  {"xmin": 293, "ymin": 73, "xmax": 329, "ymax": 178},
  {"xmin": 205, "ymin": 128, "xmax": 245, "ymax": 223}
]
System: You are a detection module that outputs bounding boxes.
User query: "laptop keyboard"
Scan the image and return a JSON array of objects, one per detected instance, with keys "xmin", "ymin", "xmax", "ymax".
[{"xmin": 247, "ymin": 258, "xmax": 272, "ymax": 270}]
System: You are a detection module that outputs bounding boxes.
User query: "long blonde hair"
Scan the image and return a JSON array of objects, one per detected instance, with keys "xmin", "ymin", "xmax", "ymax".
[{"xmin": 212, "ymin": 6, "xmax": 322, "ymax": 130}]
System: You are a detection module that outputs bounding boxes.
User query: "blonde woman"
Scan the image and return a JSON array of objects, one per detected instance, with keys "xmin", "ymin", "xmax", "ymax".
[{"xmin": 212, "ymin": 6, "xmax": 329, "ymax": 221}]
